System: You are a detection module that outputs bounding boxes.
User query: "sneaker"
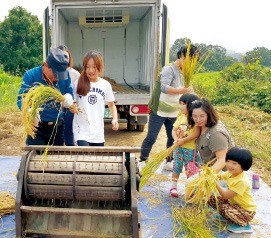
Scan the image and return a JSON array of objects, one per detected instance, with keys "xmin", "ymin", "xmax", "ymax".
[
  {"xmin": 170, "ymin": 188, "xmax": 179, "ymax": 198},
  {"xmin": 227, "ymin": 224, "xmax": 253, "ymax": 233},
  {"xmin": 138, "ymin": 161, "xmax": 146, "ymax": 171},
  {"xmin": 163, "ymin": 161, "xmax": 173, "ymax": 171},
  {"xmin": 139, "ymin": 157, "xmax": 147, "ymax": 162}
]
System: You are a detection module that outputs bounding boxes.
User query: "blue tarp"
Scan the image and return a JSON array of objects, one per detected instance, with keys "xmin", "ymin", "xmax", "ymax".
[{"xmin": 1, "ymin": 156, "xmax": 271, "ymax": 238}]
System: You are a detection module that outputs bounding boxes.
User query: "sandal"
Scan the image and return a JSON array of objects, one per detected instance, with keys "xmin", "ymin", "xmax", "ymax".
[{"xmin": 170, "ymin": 187, "xmax": 179, "ymax": 198}]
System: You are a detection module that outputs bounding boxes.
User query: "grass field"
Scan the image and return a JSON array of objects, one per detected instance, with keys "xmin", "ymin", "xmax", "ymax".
[{"xmin": 0, "ymin": 69, "xmax": 21, "ymax": 113}]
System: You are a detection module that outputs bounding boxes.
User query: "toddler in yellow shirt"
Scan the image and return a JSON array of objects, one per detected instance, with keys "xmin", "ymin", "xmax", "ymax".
[{"xmin": 208, "ymin": 147, "xmax": 256, "ymax": 233}]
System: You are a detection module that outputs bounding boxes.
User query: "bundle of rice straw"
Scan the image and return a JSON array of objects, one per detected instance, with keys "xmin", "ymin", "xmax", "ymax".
[
  {"xmin": 172, "ymin": 205, "xmax": 215, "ymax": 238},
  {"xmin": 21, "ymin": 84, "xmax": 77, "ymax": 139},
  {"xmin": 0, "ymin": 192, "xmax": 15, "ymax": 217},
  {"xmin": 139, "ymin": 144, "xmax": 177, "ymax": 190},
  {"xmin": 181, "ymin": 43, "xmax": 199, "ymax": 88},
  {"xmin": 185, "ymin": 164, "xmax": 218, "ymax": 206},
  {"xmin": 181, "ymin": 42, "xmax": 211, "ymax": 87}
]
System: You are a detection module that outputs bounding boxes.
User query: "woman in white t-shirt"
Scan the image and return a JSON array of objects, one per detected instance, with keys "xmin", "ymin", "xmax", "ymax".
[{"xmin": 73, "ymin": 51, "xmax": 119, "ymax": 146}]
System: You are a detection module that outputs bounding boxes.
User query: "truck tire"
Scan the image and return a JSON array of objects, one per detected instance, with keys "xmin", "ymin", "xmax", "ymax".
[
  {"xmin": 137, "ymin": 125, "xmax": 145, "ymax": 132},
  {"xmin": 127, "ymin": 122, "xmax": 136, "ymax": 131}
]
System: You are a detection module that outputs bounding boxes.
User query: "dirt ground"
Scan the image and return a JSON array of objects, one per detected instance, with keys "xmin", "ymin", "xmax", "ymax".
[{"xmin": 0, "ymin": 111, "xmax": 167, "ymax": 158}]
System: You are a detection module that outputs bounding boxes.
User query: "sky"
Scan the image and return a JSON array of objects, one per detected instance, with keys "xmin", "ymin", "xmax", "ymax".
[{"xmin": 1, "ymin": 0, "xmax": 270, "ymax": 53}]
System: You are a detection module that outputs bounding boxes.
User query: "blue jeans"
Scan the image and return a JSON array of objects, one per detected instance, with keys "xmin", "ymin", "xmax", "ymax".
[
  {"xmin": 140, "ymin": 112, "xmax": 176, "ymax": 161},
  {"xmin": 63, "ymin": 109, "xmax": 74, "ymax": 146},
  {"xmin": 26, "ymin": 119, "xmax": 64, "ymax": 146}
]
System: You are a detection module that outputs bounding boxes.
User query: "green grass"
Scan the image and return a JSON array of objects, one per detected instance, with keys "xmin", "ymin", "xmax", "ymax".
[
  {"xmin": 217, "ymin": 105, "xmax": 271, "ymax": 185},
  {"xmin": 0, "ymin": 71, "xmax": 21, "ymax": 113},
  {"xmin": 192, "ymin": 72, "xmax": 220, "ymax": 98}
]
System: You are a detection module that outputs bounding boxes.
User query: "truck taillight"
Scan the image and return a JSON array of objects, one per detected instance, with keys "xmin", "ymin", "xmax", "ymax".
[{"xmin": 130, "ymin": 105, "xmax": 150, "ymax": 115}]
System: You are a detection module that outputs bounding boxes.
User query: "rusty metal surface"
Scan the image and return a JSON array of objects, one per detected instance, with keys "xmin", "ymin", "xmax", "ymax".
[{"xmin": 7, "ymin": 147, "xmax": 140, "ymax": 237}]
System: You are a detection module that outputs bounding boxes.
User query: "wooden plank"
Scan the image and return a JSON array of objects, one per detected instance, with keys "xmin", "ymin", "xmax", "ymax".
[
  {"xmin": 111, "ymin": 84, "xmax": 148, "ymax": 94},
  {"xmin": 28, "ymin": 161, "xmax": 123, "ymax": 174},
  {"xmin": 27, "ymin": 184, "xmax": 123, "ymax": 200},
  {"xmin": 25, "ymin": 212, "xmax": 49, "ymax": 231},
  {"xmin": 27, "ymin": 184, "xmax": 73, "ymax": 199},
  {"xmin": 27, "ymin": 172, "xmax": 73, "ymax": 185},
  {"xmin": 47, "ymin": 213, "xmax": 70, "ymax": 231},
  {"xmin": 22, "ymin": 208, "xmax": 133, "ymax": 236},
  {"xmin": 31, "ymin": 154, "xmax": 124, "ymax": 162},
  {"xmin": 23, "ymin": 145, "xmax": 141, "ymax": 153},
  {"xmin": 15, "ymin": 150, "xmax": 30, "ymax": 237},
  {"xmin": 21, "ymin": 206, "xmax": 132, "ymax": 217},
  {"xmin": 76, "ymin": 186, "xmax": 123, "ymax": 201},
  {"xmin": 27, "ymin": 173, "xmax": 128, "ymax": 186}
]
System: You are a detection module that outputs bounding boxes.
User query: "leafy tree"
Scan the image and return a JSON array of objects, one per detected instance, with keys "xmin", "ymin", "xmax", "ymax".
[
  {"xmin": 197, "ymin": 44, "xmax": 236, "ymax": 71},
  {"xmin": 0, "ymin": 7, "xmax": 42, "ymax": 75},
  {"xmin": 169, "ymin": 38, "xmax": 191, "ymax": 62},
  {"xmin": 169, "ymin": 38, "xmax": 237, "ymax": 71},
  {"xmin": 244, "ymin": 47, "xmax": 271, "ymax": 67}
]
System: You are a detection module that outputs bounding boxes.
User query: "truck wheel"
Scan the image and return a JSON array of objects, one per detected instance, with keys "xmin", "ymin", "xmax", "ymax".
[
  {"xmin": 137, "ymin": 125, "xmax": 145, "ymax": 132},
  {"xmin": 127, "ymin": 122, "xmax": 136, "ymax": 131}
]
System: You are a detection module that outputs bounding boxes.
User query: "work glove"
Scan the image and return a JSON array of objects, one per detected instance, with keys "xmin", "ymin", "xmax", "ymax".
[
  {"xmin": 28, "ymin": 108, "xmax": 41, "ymax": 127},
  {"xmin": 62, "ymin": 93, "xmax": 74, "ymax": 108}
]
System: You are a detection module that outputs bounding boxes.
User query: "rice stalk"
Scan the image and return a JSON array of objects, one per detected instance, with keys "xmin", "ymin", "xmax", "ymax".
[
  {"xmin": 181, "ymin": 42, "xmax": 212, "ymax": 87},
  {"xmin": 182, "ymin": 43, "xmax": 199, "ymax": 87},
  {"xmin": 21, "ymin": 84, "xmax": 77, "ymax": 139},
  {"xmin": 21, "ymin": 84, "xmax": 64, "ymax": 138},
  {"xmin": 0, "ymin": 192, "xmax": 15, "ymax": 217},
  {"xmin": 139, "ymin": 144, "xmax": 177, "ymax": 190},
  {"xmin": 172, "ymin": 205, "xmax": 215, "ymax": 238},
  {"xmin": 185, "ymin": 164, "xmax": 218, "ymax": 206}
]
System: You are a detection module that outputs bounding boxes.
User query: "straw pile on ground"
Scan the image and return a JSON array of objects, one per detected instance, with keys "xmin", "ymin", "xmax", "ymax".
[
  {"xmin": 172, "ymin": 163, "xmax": 222, "ymax": 237},
  {"xmin": 172, "ymin": 205, "xmax": 215, "ymax": 238},
  {"xmin": 0, "ymin": 192, "xmax": 15, "ymax": 217}
]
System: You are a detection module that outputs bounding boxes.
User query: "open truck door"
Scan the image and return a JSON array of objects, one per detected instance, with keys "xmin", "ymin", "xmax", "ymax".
[
  {"xmin": 161, "ymin": 3, "xmax": 170, "ymax": 67},
  {"xmin": 43, "ymin": 7, "xmax": 51, "ymax": 61},
  {"xmin": 41, "ymin": 0, "xmax": 164, "ymax": 132}
]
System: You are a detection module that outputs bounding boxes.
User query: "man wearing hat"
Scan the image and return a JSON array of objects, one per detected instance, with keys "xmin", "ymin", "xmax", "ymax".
[{"xmin": 17, "ymin": 47, "xmax": 75, "ymax": 145}]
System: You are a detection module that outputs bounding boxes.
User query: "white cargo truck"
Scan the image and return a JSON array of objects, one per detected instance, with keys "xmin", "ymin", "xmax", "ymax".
[{"xmin": 43, "ymin": 0, "xmax": 170, "ymax": 131}]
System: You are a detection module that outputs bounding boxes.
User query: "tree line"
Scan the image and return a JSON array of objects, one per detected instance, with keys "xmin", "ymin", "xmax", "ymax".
[{"xmin": 1, "ymin": 7, "xmax": 271, "ymax": 76}]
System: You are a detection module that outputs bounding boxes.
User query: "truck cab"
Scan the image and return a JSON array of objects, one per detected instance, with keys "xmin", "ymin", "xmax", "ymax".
[{"xmin": 44, "ymin": 0, "xmax": 169, "ymax": 131}]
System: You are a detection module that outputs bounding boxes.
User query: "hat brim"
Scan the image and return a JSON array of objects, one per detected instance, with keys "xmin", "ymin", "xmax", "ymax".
[{"xmin": 52, "ymin": 69, "xmax": 69, "ymax": 80}]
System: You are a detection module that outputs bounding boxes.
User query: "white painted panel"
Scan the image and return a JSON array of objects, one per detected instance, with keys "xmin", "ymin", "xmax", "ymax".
[
  {"xmin": 81, "ymin": 28, "xmax": 104, "ymax": 56},
  {"xmin": 67, "ymin": 22, "xmax": 84, "ymax": 67},
  {"xmin": 125, "ymin": 22, "xmax": 140, "ymax": 86},
  {"xmin": 103, "ymin": 27, "xmax": 125, "ymax": 84},
  {"xmin": 139, "ymin": 10, "xmax": 153, "ymax": 87}
]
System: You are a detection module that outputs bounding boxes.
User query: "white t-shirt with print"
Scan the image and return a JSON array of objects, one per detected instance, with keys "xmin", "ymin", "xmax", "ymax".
[{"xmin": 73, "ymin": 77, "xmax": 115, "ymax": 143}]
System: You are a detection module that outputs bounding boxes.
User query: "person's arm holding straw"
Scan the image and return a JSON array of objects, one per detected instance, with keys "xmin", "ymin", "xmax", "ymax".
[{"xmin": 175, "ymin": 126, "xmax": 200, "ymax": 147}]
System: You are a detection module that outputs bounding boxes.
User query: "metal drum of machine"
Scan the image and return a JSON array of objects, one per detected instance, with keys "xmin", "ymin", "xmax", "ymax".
[{"xmin": 15, "ymin": 146, "xmax": 141, "ymax": 238}]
